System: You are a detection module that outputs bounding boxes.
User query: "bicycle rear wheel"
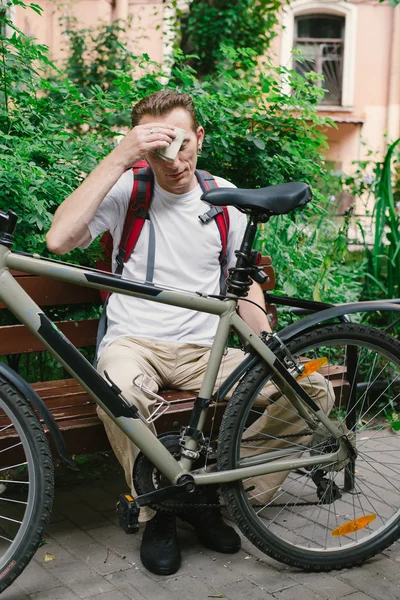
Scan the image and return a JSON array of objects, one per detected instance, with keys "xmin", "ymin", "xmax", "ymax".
[
  {"xmin": 0, "ymin": 375, "xmax": 54, "ymax": 592},
  {"xmin": 217, "ymin": 323, "xmax": 400, "ymax": 570}
]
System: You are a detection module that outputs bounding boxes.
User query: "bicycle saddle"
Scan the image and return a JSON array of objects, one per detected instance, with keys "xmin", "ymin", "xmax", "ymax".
[{"xmin": 202, "ymin": 182, "xmax": 312, "ymax": 215}]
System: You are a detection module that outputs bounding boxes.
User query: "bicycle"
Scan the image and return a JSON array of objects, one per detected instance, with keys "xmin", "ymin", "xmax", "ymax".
[{"xmin": 0, "ymin": 181, "xmax": 400, "ymax": 592}]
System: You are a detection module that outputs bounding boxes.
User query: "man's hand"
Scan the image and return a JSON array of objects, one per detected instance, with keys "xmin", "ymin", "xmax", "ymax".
[{"xmin": 114, "ymin": 123, "xmax": 177, "ymax": 167}]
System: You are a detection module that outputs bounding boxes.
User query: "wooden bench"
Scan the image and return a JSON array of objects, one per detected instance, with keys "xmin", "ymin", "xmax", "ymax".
[{"xmin": 0, "ymin": 259, "xmax": 346, "ymax": 460}]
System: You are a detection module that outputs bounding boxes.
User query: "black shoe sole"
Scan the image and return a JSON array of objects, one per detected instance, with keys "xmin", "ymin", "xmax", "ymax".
[
  {"xmin": 198, "ymin": 537, "xmax": 241, "ymax": 554},
  {"xmin": 140, "ymin": 554, "xmax": 181, "ymax": 576}
]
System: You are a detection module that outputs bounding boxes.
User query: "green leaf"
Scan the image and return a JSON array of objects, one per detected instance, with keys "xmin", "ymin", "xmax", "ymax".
[
  {"xmin": 29, "ymin": 3, "xmax": 43, "ymax": 14},
  {"xmin": 253, "ymin": 137, "xmax": 265, "ymax": 151},
  {"xmin": 73, "ymin": 455, "xmax": 89, "ymax": 464}
]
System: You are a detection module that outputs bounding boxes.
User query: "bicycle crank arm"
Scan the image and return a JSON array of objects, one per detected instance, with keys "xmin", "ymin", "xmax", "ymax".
[{"xmin": 134, "ymin": 475, "xmax": 196, "ymax": 508}]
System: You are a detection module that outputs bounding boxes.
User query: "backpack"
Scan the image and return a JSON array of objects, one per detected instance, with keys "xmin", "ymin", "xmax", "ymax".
[{"xmin": 97, "ymin": 160, "xmax": 230, "ymax": 302}]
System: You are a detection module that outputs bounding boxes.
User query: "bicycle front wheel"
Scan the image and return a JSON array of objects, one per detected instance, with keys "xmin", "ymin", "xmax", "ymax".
[
  {"xmin": 0, "ymin": 376, "xmax": 54, "ymax": 592},
  {"xmin": 217, "ymin": 323, "xmax": 400, "ymax": 571}
]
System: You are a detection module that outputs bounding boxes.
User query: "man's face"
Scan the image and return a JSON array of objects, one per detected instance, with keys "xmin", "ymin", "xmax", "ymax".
[{"xmin": 139, "ymin": 108, "xmax": 204, "ymax": 194}]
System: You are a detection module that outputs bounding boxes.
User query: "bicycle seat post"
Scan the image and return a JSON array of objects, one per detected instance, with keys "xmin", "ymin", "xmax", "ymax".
[
  {"xmin": 226, "ymin": 211, "xmax": 268, "ymax": 297},
  {"xmin": 0, "ymin": 210, "xmax": 17, "ymax": 249}
]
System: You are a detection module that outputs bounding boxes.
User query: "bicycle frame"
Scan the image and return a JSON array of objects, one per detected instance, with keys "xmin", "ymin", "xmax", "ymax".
[{"xmin": 0, "ymin": 245, "xmax": 351, "ymax": 488}]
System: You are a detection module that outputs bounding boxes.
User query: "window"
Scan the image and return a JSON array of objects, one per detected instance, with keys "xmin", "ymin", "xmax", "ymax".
[
  {"xmin": 294, "ymin": 14, "xmax": 345, "ymax": 106},
  {"xmin": 0, "ymin": 4, "xmax": 6, "ymax": 38},
  {"xmin": 280, "ymin": 1, "xmax": 357, "ymax": 109},
  {"xmin": 0, "ymin": 0, "xmax": 14, "ymax": 38}
]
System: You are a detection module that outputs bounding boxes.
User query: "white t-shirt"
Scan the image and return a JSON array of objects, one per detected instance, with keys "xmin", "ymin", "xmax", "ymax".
[{"xmin": 86, "ymin": 170, "xmax": 247, "ymax": 355}]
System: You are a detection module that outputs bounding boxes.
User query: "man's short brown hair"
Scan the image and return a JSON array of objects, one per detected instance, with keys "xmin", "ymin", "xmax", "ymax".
[{"xmin": 131, "ymin": 90, "xmax": 199, "ymax": 131}]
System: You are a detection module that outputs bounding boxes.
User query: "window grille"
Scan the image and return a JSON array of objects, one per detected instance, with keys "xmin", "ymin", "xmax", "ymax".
[{"xmin": 294, "ymin": 15, "xmax": 345, "ymax": 106}]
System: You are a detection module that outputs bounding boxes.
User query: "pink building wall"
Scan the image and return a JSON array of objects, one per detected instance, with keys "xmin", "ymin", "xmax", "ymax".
[{"xmin": 15, "ymin": 0, "xmax": 164, "ymax": 63}]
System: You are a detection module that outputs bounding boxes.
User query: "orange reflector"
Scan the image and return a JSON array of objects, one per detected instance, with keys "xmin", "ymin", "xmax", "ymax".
[
  {"xmin": 297, "ymin": 357, "xmax": 328, "ymax": 380},
  {"xmin": 124, "ymin": 494, "xmax": 134, "ymax": 502},
  {"xmin": 332, "ymin": 514, "xmax": 376, "ymax": 537}
]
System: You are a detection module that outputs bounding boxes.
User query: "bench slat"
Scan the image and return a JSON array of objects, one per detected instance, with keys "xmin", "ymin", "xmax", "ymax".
[
  {"xmin": 0, "ymin": 319, "xmax": 99, "ymax": 355},
  {"xmin": 0, "ymin": 275, "xmax": 100, "ymax": 309}
]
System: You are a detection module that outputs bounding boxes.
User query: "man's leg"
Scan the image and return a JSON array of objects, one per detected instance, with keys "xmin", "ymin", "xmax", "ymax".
[
  {"xmin": 96, "ymin": 336, "xmax": 181, "ymax": 575},
  {"xmin": 240, "ymin": 373, "xmax": 335, "ymax": 505},
  {"xmin": 96, "ymin": 336, "xmax": 164, "ymax": 520}
]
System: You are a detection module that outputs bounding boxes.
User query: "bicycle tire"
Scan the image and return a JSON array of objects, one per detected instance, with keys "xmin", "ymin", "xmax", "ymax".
[
  {"xmin": 0, "ymin": 375, "xmax": 54, "ymax": 592},
  {"xmin": 217, "ymin": 323, "xmax": 400, "ymax": 571}
]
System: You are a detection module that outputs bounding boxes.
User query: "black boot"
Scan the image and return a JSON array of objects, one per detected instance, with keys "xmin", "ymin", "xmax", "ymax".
[
  {"xmin": 179, "ymin": 506, "xmax": 241, "ymax": 554},
  {"xmin": 140, "ymin": 511, "xmax": 181, "ymax": 575}
]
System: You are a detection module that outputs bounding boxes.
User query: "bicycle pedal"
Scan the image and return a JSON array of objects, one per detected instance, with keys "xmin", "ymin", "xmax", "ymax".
[{"xmin": 117, "ymin": 493, "xmax": 140, "ymax": 534}]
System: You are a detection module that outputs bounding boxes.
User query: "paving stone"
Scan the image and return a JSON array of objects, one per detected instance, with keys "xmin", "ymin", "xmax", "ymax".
[
  {"xmin": 288, "ymin": 571, "xmax": 356, "ymax": 599},
  {"xmin": 273, "ymin": 582, "xmax": 321, "ymax": 600},
  {"xmin": 29, "ymin": 586, "xmax": 81, "ymax": 599},
  {"xmin": 216, "ymin": 550, "xmax": 297, "ymax": 589},
  {"xmin": 198, "ymin": 550, "xmax": 297, "ymax": 594},
  {"xmin": 49, "ymin": 562, "xmax": 115, "ymax": 599},
  {"xmin": 340, "ymin": 593, "xmax": 375, "ymax": 600},
  {"xmin": 219, "ymin": 578, "xmax": 275, "ymax": 599},
  {"xmin": 50, "ymin": 519, "xmax": 97, "ymax": 548},
  {"xmin": 338, "ymin": 566, "xmax": 400, "ymax": 600},
  {"xmin": 159, "ymin": 551, "xmax": 239, "ymax": 586},
  {"xmin": 97, "ymin": 476, "xmax": 127, "ymax": 497},
  {"xmin": 49, "ymin": 508, "xmax": 67, "ymax": 524},
  {"xmin": 33, "ymin": 538, "xmax": 79, "ymax": 570},
  {"xmin": 105, "ymin": 568, "xmax": 177, "ymax": 600},
  {"xmin": 67, "ymin": 541, "xmax": 133, "ymax": 576},
  {"xmin": 53, "ymin": 488, "xmax": 83, "ymax": 509},
  {"xmin": 0, "ymin": 581, "xmax": 30, "ymax": 599},
  {"xmin": 375, "ymin": 553, "xmax": 400, "ymax": 581},
  {"xmin": 87, "ymin": 523, "xmax": 140, "ymax": 565},
  {"xmin": 100, "ymin": 508, "xmax": 120, "ymax": 527},
  {"xmin": 162, "ymin": 573, "xmax": 234, "ymax": 600},
  {"xmin": 57, "ymin": 500, "xmax": 111, "ymax": 530},
  {"xmin": 74, "ymin": 484, "xmax": 119, "ymax": 513},
  {"xmin": 13, "ymin": 560, "xmax": 61, "ymax": 595},
  {"xmin": 89, "ymin": 590, "xmax": 131, "ymax": 600}
]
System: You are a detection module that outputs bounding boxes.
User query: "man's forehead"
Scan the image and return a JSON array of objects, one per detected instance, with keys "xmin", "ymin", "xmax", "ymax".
[{"xmin": 140, "ymin": 107, "xmax": 196, "ymax": 130}]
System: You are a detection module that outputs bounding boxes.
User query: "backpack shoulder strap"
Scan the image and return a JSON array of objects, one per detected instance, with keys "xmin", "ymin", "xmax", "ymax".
[
  {"xmin": 196, "ymin": 170, "xmax": 230, "ymax": 271},
  {"xmin": 115, "ymin": 162, "xmax": 154, "ymax": 275}
]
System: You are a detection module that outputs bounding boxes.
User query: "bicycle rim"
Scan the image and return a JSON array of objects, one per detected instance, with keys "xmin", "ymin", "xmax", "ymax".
[{"xmin": 218, "ymin": 323, "xmax": 400, "ymax": 569}]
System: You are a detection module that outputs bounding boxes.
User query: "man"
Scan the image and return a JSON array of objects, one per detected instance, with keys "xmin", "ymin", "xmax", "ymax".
[{"xmin": 46, "ymin": 90, "xmax": 332, "ymax": 576}]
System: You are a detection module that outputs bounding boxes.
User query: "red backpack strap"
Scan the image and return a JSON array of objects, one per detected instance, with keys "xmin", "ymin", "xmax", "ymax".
[
  {"xmin": 196, "ymin": 169, "xmax": 230, "ymax": 272},
  {"xmin": 214, "ymin": 206, "xmax": 230, "ymax": 272},
  {"xmin": 115, "ymin": 162, "xmax": 154, "ymax": 275}
]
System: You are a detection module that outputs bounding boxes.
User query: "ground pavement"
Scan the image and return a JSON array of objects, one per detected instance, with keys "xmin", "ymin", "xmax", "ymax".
[{"xmin": 2, "ymin": 472, "xmax": 400, "ymax": 600}]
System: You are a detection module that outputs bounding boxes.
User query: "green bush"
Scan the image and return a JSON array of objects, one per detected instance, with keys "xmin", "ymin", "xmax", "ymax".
[{"xmin": 177, "ymin": 0, "xmax": 285, "ymax": 76}]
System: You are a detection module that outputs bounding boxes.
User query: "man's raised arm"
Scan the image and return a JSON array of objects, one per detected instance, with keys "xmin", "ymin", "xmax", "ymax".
[{"xmin": 46, "ymin": 124, "xmax": 176, "ymax": 255}]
